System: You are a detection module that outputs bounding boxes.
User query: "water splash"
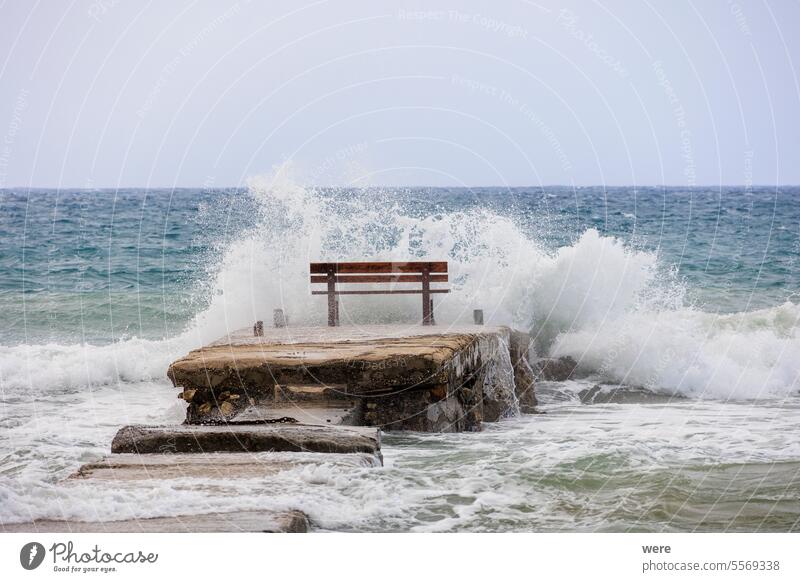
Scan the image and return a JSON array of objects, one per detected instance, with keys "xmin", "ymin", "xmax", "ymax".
[
  {"xmin": 184, "ymin": 170, "xmax": 799, "ymax": 400},
  {"xmin": 1, "ymin": 170, "xmax": 798, "ymax": 400}
]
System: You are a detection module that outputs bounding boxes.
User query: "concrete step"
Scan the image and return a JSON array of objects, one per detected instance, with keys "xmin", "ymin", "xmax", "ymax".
[
  {"xmin": 2, "ymin": 510, "xmax": 309, "ymax": 533},
  {"xmin": 110, "ymin": 423, "xmax": 381, "ymax": 457},
  {"xmin": 71, "ymin": 451, "xmax": 380, "ymax": 480}
]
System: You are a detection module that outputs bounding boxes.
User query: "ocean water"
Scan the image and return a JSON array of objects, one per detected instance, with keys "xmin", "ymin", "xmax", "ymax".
[{"xmin": 1, "ymin": 176, "xmax": 799, "ymax": 531}]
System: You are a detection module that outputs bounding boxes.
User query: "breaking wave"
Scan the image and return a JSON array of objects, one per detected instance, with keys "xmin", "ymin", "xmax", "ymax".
[
  {"xmin": 184, "ymin": 170, "xmax": 799, "ymax": 400},
  {"xmin": 1, "ymin": 169, "xmax": 798, "ymax": 400}
]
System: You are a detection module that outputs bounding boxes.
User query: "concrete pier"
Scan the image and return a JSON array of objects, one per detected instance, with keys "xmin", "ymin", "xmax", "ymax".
[{"xmin": 7, "ymin": 324, "xmax": 536, "ymax": 533}]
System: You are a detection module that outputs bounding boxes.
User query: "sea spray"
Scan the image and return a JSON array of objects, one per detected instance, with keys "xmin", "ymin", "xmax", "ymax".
[
  {"xmin": 1, "ymin": 176, "xmax": 798, "ymax": 400},
  {"xmin": 553, "ymin": 302, "xmax": 800, "ymax": 399},
  {"xmin": 181, "ymin": 173, "xmax": 799, "ymax": 400}
]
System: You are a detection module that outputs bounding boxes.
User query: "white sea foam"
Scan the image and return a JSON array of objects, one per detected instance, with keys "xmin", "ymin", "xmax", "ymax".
[
  {"xmin": 0, "ymin": 338, "xmax": 190, "ymax": 394},
  {"xmin": 552, "ymin": 303, "xmax": 800, "ymax": 399},
  {"xmin": 3, "ymin": 403, "xmax": 799, "ymax": 530}
]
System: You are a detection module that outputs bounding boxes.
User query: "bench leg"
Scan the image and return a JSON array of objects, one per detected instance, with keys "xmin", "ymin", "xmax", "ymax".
[
  {"xmin": 327, "ymin": 294, "xmax": 336, "ymax": 326},
  {"xmin": 327, "ymin": 271, "xmax": 338, "ymax": 327},
  {"xmin": 422, "ymin": 267, "xmax": 432, "ymax": 326}
]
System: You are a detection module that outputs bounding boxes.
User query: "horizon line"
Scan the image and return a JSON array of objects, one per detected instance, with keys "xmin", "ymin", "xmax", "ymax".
[{"xmin": 1, "ymin": 184, "xmax": 798, "ymax": 191}]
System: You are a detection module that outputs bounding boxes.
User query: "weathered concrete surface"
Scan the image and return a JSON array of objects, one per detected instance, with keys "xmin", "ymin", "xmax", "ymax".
[
  {"xmin": 167, "ymin": 324, "xmax": 537, "ymax": 431},
  {"xmin": 111, "ymin": 424, "xmax": 381, "ymax": 457},
  {"xmin": 363, "ymin": 390, "xmax": 475, "ymax": 432},
  {"xmin": 71, "ymin": 451, "xmax": 380, "ymax": 480},
  {"xmin": 2, "ymin": 510, "xmax": 309, "ymax": 533},
  {"xmin": 169, "ymin": 325, "xmax": 506, "ymax": 396}
]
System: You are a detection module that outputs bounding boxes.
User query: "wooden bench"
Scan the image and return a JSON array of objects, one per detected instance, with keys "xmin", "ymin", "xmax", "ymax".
[{"xmin": 310, "ymin": 261, "xmax": 449, "ymax": 327}]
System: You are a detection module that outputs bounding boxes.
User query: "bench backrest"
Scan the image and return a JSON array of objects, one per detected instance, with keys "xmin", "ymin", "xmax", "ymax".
[
  {"xmin": 309, "ymin": 261, "xmax": 449, "ymax": 326},
  {"xmin": 310, "ymin": 261, "xmax": 448, "ymax": 284}
]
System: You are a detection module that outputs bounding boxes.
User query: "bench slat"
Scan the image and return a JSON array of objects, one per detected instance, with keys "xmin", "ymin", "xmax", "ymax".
[
  {"xmin": 310, "ymin": 274, "xmax": 448, "ymax": 284},
  {"xmin": 312, "ymin": 289, "xmax": 450, "ymax": 295},
  {"xmin": 309, "ymin": 261, "xmax": 447, "ymax": 274}
]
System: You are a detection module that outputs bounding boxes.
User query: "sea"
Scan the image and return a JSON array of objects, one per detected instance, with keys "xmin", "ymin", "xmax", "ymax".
[{"xmin": 1, "ymin": 176, "xmax": 799, "ymax": 532}]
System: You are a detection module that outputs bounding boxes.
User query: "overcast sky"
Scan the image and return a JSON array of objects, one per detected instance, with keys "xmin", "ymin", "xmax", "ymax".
[{"xmin": 1, "ymin": 0, "xmax": 798, "ymax": 188}]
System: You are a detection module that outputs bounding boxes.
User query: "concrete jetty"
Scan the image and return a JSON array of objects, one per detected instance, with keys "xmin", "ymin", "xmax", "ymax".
[{"xmin": 7, "ymin": 324, "xmax": 536, "ymax": 533}]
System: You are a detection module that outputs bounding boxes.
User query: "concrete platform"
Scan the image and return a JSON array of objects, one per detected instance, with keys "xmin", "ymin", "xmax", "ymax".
[
  {"xmin": 111, "ymin": 423, "xmax": 381, "ymax": 457},
  {"xmin": 2, "ymin": 510, "xmax": 310, "ymax": 533},
  {"xmin": 169, "ymin": 324, "xmax": 506, "ymax": 394},
  {"xmin": 209, "ymin": 323, "xmax": 506, "ymax": 347},
  {"xmin": 167, "ymin": 324, "xmax": 536, "ymax": 430},
  {"xmin": 71, "ymin": 451, "xmax": 381, "ymax": 480}
]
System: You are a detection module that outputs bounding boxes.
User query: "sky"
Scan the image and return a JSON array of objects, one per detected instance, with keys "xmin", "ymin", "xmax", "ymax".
[{"xmin": 0, "ymin": 0, "xmax": 798, "ymax": 188}]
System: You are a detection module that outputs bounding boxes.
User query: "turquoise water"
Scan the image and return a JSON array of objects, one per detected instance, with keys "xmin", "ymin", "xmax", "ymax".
[
  {"xmin": 1, "ymin": 183, "xmax": 798, "ymax": 531},
  {"xmin": 2, "ymin": 186, "xmax": 798, "ymax": 344}
]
